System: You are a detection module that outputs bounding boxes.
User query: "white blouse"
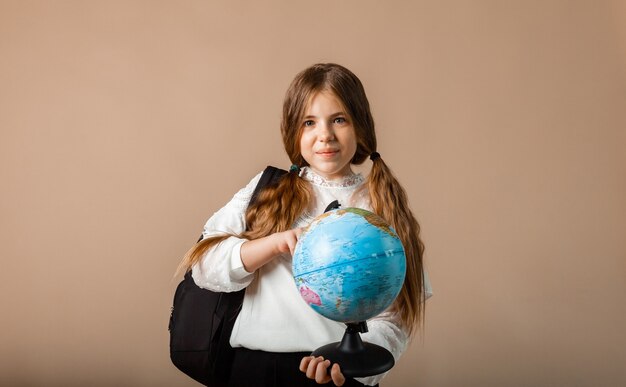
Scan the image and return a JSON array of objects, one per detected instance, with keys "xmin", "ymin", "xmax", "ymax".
[{"xmin": 192, "ymin": 166, "xmax": 433, "ymax": 386}]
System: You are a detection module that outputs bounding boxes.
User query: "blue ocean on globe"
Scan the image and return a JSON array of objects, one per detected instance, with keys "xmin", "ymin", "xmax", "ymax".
[{"xmin": 292, "ymin": 208, "xmax": 406, "ymax": 323}]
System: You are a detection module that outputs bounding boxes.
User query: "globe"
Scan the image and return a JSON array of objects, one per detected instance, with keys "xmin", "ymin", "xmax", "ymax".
[{"xmin": 292, "ymin": 207, "xmax": 407, "ymax": 323}]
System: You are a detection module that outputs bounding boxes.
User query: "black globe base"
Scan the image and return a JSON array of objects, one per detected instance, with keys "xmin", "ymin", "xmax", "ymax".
[{"xmin": 311, "ymin": 321, "xmax": 394, "ymax": 378}]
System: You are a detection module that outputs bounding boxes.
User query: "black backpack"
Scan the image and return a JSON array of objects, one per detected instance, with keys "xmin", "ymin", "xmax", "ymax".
[{"xmin": 169, "ymin": 166, "xmax": 287, "ymax": 386}]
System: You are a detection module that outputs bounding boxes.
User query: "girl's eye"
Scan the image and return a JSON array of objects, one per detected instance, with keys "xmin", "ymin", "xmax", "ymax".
[
  {"xmin": 303, "ymin": 120, "xmax": 315, "ymax": 127},
  {"xmin": 334, "ymin": 117, "xmax": 346, "ymax": 124}
]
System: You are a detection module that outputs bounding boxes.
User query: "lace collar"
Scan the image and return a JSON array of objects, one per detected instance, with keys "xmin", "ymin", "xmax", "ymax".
[{"xmin": 300, "ymin": 166, "xmax": 364, "ymax": 188}]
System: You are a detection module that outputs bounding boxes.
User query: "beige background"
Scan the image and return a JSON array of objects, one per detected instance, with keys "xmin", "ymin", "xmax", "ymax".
[{"xmin": 1, "ymin": 1, "xmax": 625, "ymax": 386}]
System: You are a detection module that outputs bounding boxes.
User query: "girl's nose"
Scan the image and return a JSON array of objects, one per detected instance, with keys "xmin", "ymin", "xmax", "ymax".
[{"xmin": 318, "ymin": 122, "xmax": 335, "ymax": 142}]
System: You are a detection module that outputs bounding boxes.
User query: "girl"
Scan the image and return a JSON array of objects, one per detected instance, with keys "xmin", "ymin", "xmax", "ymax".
[{"xmin": 177, "ymin": 63, "xmax": 432, "ymax": 386}]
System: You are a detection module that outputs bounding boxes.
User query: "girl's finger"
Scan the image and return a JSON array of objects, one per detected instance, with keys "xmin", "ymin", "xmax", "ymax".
[
  {"xmin": 315, "ymin": 359, "xmax": 332, "ymax": 384},
  {"xmin": 306, "ymin": 356, "xmax": 323, "ymax": 379},
  {"xmin": 289, "ymin": 237, "xmax": 297, "ymax": 255},
  {"xmin": 299, "ymin": 356, "xmax": 313, "ymax": 373},
  {"xmin": 330, "ymin": 363, "xmax": 345, "ymax": 386}
]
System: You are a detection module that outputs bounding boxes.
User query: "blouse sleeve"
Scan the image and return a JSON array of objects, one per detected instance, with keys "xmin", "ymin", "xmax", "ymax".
[
  {"xmin": 191, "ymin": 171, "xmax": 263, "ymax": 292},
  {"xmin": 356, "ymin": 269, "xmax": 433, "ymax": 386},
  {"xmin": 354, "ymin": 312, "xmax": 408, "ymax": 386}
]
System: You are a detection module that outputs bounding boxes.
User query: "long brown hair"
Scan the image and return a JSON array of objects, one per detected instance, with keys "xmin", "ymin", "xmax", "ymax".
[{"xmin": 178, "ymin": 63, "xmax": 426, "ymax": 336}]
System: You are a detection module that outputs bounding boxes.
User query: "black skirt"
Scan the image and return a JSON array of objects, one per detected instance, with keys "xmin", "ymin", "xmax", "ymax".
[{"xmin": 228, "ymin": 348, "xmax": 379, "ymax": 387}]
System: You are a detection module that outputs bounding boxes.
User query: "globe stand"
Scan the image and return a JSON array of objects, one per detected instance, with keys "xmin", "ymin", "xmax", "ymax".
[{"xmin": 311, "ymin": 321, "xmax": 394, "ymax": 378}]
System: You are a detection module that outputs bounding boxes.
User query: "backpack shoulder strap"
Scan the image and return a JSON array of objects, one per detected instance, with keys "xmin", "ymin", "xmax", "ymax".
[
  {"xmin": 197, "ymin": 166, "xmax": 287, "ymax": 243},
  {"xmin": 249, "ymin": 166, "xmax": 288, "ymax": 208}
]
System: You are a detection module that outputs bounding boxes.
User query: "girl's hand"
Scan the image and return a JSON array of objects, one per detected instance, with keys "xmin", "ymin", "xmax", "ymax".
[
  {"xmin": 271, "ymin": 228, "xmax": 303, "ymax": 256},
  {"xmin": 240, "ymin": 228, "xmax": 303, "ymax": 272},
  {"xmin": 299, "ymin": 356, "xmax": 345, "ymax": 386}
]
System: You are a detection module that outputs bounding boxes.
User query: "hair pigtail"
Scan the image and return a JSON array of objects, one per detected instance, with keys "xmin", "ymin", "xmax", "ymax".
[{"xmin": 368, "ymin": 157, "xmax": 425, "ymax": 336}]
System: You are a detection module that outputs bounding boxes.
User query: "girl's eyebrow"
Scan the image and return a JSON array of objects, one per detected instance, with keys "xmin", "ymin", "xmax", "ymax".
[{"xmin": 303, "ymin": 112, "xmax": 346, "ymax": 119}]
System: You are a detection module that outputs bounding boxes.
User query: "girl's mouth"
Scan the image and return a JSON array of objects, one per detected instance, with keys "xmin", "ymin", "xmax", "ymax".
[
  {"xmin": 316, "ymin": 150, "xmax": 339, "ymax": 158},
  {"xmin": 317, "ymin": 149, "xmax": 338, "ymax": 155}
]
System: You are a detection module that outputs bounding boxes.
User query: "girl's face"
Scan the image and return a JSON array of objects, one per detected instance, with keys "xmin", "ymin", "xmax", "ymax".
[{"xmin": 299, "ymin": 91, "xmax": 357, "ymax": 180}]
